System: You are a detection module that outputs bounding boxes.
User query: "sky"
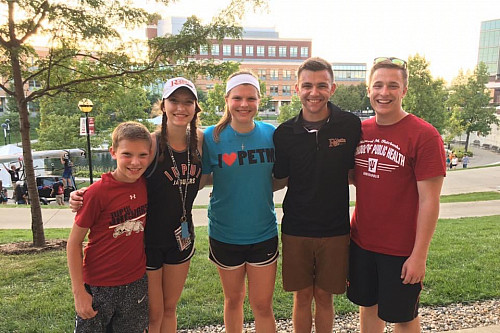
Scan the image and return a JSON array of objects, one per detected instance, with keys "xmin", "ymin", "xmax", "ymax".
[{"xmin": 140, "ymin": 0, "xmax": 500, "ymax": 85}]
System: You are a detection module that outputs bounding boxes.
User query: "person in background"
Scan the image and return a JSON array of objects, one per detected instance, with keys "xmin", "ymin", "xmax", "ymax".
[
  {"xmin": 66, "ymin": 121, "xmax": 152, "ymax": 332},
  {"xmin": 202, "ymin": 71, "xmax": 278, "ymax": 332},
  {"xmin": 51, "ymin": 177, "xmax": 65, "ymax": 206},
  {"xmin": 14, "ymin": 180, "xmax": 28, "ymax": 204},
  {"xmin": 61, "ymin": 153, "xmax": 74, "ymax": 189},
  {"xmin": 273, "ymin": 57, "xmax": 361, "ymax": 333},
  {"xmin": 348, "ymin": 57, "xmax": 446, "ymax": 333},
  {"xmin": 0, "ymin": 180, "xmax": 8, "ymax": 204},
  {"xmin": 2, "ymin": 162, "xmax": 21, "ymax": 191},
  {"xmin": 462, "ymin": 155, "xmax": 470, "ymax": 168}
]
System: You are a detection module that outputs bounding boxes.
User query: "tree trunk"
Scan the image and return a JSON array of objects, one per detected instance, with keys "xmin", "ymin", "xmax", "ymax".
[
  {"xmin": 11, "ymin": 50, "xmax": 46, "ymax": 247},
  {"xmin": 465, "ymin": 131, "xmax": 471, "ymax": 153}
]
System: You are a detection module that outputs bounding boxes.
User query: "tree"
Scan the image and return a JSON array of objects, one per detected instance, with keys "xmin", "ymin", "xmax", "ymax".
[
  {"xmin": 198, "ymin": 74, "xmax": 272, "ymax": 126},
  {"xmin": 35, "ymin": 82, "xmax": 152, "ymax": 150},
  {"xmin": 0, "ymin": 0, "xmax": 264, "ymax": 247},
  {"xmin": 330, "ymin": 84, "xmax": 367, "ymax": 112},
  {"xmin": 403, "ymin": 54, "xmax": 448, "ymax": 133},
  {"xmin": 258, "ymin": 81, "xmax": 273, "ymax": 112},
  {"xmin": 277, "ymin": 95, "xmax": 302, "ymax": 123},
  {"xmin": 199, "ymin": 83, "xmax": 226, "ymax": 126},
  {"xmin": 447, "ymin": 62, "xmax": 499, "ymax": 152}
]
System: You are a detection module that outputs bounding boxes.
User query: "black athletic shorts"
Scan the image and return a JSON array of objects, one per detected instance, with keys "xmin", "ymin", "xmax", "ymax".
[
  {"xmin": 75, "ymin": 274, "xmax": 148, "ymax": 333},
  {"xmin": 209, "ymin": 236, "xmax": 279, "ymax": 270},
  {"xmin": 145, "ymin": 242, "xmax": 195, "ymax": 270},
  {"xmin": 347, "ymin": 241, "xmax": 422, "ymax": 323}
]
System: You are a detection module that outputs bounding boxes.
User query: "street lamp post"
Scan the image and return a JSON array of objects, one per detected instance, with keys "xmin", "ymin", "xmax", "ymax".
[{"xmin": 78, "ymin": 99, "xmax": 94, "ymax": 184}]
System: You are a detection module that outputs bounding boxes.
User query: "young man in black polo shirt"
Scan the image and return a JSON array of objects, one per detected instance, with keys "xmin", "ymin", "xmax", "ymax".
[{"xmin": 273, "ymin": 57, "xmax": 361, "ymax": 333}]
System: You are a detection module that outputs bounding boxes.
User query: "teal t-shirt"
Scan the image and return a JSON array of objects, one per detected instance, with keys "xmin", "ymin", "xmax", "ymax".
[{"xmin": 202, "ymin": 121, "xmax": 278, "ymax": 245}]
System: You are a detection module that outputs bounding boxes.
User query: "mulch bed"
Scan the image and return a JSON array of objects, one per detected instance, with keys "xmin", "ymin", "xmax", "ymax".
[{"xmin": 0, "ymin": 239, "xmax": 67, "ymax": 255}]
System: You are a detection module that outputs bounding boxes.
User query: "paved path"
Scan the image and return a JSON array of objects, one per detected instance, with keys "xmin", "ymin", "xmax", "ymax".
[
  {"xmin": 1, "ymin": 165, "xmax": 500, "ymax": 229},
  {"xmin": 1, "ymin": 199, "xmax": 499, "ymax": 230}
]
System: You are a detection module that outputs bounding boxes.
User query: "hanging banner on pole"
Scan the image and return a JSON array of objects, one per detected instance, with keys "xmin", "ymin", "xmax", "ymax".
[{"xmin": 80, "ymin": 117, "xmax": 95, "ymax": 135}]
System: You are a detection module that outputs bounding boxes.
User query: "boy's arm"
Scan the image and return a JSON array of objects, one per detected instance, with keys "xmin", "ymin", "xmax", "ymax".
[
  {"xmin": 66, "ymin": 224, "xmax": 97, "ymax": 319},
  {"xmin": 401, "ymin": 175, "xmax": 444, "ymax": 284}
]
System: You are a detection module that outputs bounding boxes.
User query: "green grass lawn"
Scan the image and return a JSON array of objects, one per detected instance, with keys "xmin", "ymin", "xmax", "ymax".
[{"xmin": 0, "ymin": 215, "xmax": 499, "ymax": 332}]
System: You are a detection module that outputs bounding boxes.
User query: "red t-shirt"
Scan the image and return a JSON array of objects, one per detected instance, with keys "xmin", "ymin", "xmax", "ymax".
[
  {"xmin": 75, "ymin": 173, "xmax": 148, "ymax": 286},
  {"xmin": 351, "ymin": 115, "xmax": 446, "ymax": 256}
]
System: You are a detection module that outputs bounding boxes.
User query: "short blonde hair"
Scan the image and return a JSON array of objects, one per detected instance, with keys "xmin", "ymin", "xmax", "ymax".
[{"xmin": 111, "ymin": 121, "xmax": 152, "ymax": 150}]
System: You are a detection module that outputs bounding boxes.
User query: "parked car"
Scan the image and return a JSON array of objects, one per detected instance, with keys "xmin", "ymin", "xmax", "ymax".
[{"xmin": 36, "ymin": 176, "xmax": 75, "ymax": 204}]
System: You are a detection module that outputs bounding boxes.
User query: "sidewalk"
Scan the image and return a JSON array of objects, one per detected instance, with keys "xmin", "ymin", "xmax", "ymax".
[{"xmin": 1, "ymin": 199, "xmax": 500, "ymax": 230}]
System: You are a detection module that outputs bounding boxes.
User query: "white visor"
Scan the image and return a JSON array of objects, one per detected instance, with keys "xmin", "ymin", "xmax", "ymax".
[{"xmin": 225, "ymin": 74, "xmax": 260, "ymax": 94}]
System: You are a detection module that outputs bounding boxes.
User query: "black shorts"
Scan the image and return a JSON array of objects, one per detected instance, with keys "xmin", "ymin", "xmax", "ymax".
[
  {"xmin": 347, "ymin": 241, "xmax": 422, "ymax": 323},
  {"xmin": 209, "ymin": 236, "xmax": 279, "ymax": 270},
  {"xmin": 145, "ymin": 242, "xmax": 195, "ymax": 270}
]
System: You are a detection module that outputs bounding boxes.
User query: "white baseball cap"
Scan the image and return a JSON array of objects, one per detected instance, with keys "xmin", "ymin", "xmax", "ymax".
[{"xmin": 162, "ymin": 77, "xmax": 198, "ymax": 100}]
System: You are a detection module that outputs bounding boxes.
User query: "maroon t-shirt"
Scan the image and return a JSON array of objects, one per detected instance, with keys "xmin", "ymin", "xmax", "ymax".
[
  {"xmin": 75, "ymin": 173, "xmax": 148, "ymax": 286},
  {"xmin": 351, "ymin": 115, "xmax": 446, "ymax": 256}
]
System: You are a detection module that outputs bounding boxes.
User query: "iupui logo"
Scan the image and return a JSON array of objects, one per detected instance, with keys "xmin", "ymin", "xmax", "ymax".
[
  {"xmin": 368, "ymin": 158, "xmax": 378, "ymax": 173},
  {"xmin": 328, "ymin": 138, "xmax": 347, "ymax": 147}
]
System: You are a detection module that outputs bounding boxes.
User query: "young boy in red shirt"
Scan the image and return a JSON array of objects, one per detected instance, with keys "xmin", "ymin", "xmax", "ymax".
[{"xmin": 67, "ymin": 121, "xmax": 152, "ymax": 332}]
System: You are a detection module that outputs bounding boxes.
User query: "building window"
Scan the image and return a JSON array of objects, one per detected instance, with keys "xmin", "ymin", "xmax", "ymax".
[
  {"xmin": 282, "ymin": 85, "xmax": 291, "ymax": 96},
  {"xmin": 290, "ymin": 47, "xmax": 298, "ymax": 57},
  {"xmin": 245, "ymin": 45, "xmax": 254, "ymax": 56},
  {"xmin": 301, "ymin": 47, "xmax": 309, "ymax": 57},
  {"xmin": 223, "ymin": 44, "xmax": 231, "ymax": 56},
  {"xmin": 212, "ymin": 44, "xmax": 219, "ymax": 56},
  {"xmin": 283, "ymin": 70, "xmax": 292, "ymax": 80},
  {"xmin": 279, "ymin": 46, "xmax": 287, "ymax": 57},
  {"xmin": 206, "ymin": 84, "xmax": 214, "ymax": 89},
  {"xmin": 235, "ymin": 45, "xmax": 242, "ymax": 56},
  {"xmin": 257, "ymin": 46, "xmax": 265, "ymax": 57},
  {"xmin": 268, "ymin": 46, "xmax": 276, "ymax": 57},
  {"xmin": 200, "ymin": 45, "xmax": 208, "ymax": 55},
  {"xmin": 270, "ymin": 69, "xmax": 279, "ymax": 80},
  {"xmin": 28, "ymin": 80, "xmax": 41, "ymax": 90},
  {"xmin": 270, "ymin": 85, "xmax": 279, "ymax": 96},
  {"xmin": 258, "ymin": 69, "xmax": 266, "ymax": 80}
]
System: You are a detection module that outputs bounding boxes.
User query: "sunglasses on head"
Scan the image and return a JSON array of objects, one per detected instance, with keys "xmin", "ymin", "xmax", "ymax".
[{"xmin": 373, "ymin": 57, "xmax": 407, "ymax": 69}]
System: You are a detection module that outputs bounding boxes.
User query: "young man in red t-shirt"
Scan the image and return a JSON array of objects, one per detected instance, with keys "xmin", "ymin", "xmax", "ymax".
[
  {"xmin": 348, "ymin": 58, "xmax": 446, "ymax": 332},
  {"xmin": 67, "ymin": 121, "xmax": 152, "ymax": 332}
]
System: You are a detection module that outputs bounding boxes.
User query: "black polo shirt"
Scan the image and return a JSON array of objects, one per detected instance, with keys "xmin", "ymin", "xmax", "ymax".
[{"xmin": 273, "ymin": 102, "xmax": 361, "ymax": 237}]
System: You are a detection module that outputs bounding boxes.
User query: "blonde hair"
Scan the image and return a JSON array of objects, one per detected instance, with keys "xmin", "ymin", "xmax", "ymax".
[
  {"xmin": 369, "ymin": 60, "xmax": 408, "ymax": 87},
  {"xmin": 112, "ymin": 121, "xmax": 152, "ymax": 150},
  {"xmin": 213, "ymin": 71, "xmax": 260, "ymax": 142}
]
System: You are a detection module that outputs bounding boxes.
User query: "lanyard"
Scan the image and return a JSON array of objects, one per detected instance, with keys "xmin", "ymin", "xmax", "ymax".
[{"xmin": 166, "ymin": 134, "xmax": 190, "ymax": 223}]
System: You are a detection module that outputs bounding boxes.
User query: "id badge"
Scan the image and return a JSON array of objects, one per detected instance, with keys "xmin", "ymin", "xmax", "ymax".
[{"xmin": 181, "ymin": 221, "xmax": 190, "ymax": 239}]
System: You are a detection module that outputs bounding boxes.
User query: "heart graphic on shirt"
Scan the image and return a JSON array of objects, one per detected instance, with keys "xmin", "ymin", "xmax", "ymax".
[{"xmin": 222, "ymin": 152, "xmax": 237, "ymax": 166}]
